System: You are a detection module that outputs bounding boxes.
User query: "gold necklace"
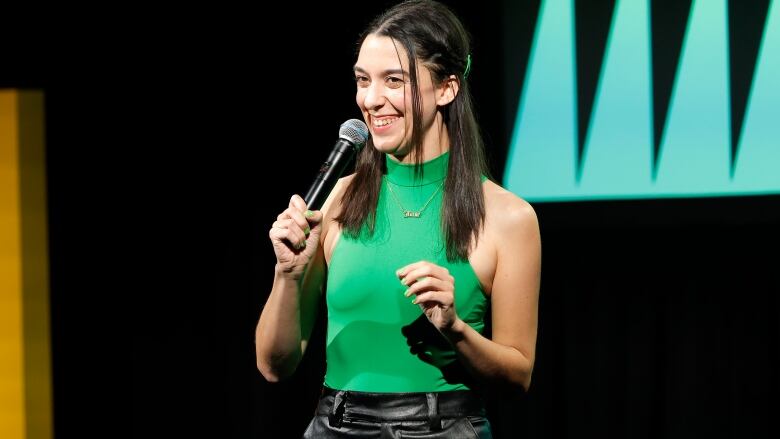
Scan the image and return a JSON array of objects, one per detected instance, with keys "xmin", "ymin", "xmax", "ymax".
[{"xmin": 385, "ymin": 179, "xmax": 445, "ymax": 218}]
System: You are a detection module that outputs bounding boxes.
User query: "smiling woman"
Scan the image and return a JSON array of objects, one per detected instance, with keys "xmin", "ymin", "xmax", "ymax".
[
  {"xmin": 255, "ymin": 1, "xmax": 541, "ymax": 438},
  {"xmin": 353, "ymin": 34, "xmax": 454, "ymax": 160}
]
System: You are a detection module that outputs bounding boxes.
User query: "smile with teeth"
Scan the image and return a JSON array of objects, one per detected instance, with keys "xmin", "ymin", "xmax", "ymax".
[{"xmin": 372, "ymin": 117, "xmax": 400, "ymax": 127}]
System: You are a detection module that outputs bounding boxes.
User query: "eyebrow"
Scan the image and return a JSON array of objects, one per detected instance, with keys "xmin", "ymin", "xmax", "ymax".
[{"xmin": 353, "ymin": 66, "xmax": 408, "ymax": 76}]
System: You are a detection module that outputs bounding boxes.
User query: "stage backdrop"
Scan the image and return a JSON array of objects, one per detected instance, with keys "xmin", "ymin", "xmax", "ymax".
[
  {"xmin": 504, "ymin": 0, "xmax": 779, "ymax": 201},
  {"xmin": 2, "ymin": 1, "xmax": 776, "ymax": 438}
]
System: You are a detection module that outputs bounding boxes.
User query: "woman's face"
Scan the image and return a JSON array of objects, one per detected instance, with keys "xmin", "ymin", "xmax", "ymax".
[{"xmin": 354, "ymin": 34, "xmax": 443, "ymax": 158}]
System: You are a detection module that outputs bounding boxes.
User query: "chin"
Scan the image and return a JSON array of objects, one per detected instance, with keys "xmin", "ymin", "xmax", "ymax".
[
  {"xmin": 372, "ymin": 142, "xmax": 409, "ymax": 156},
  {"xmin": 372, "ymin": 139, "xmax": 398, "ymax": 152}
]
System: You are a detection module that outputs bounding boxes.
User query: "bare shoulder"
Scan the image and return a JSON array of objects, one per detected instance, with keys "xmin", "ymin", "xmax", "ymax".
[{"xmin": 482, "ymin": 179, "xmax": 539, "ymax": 237}]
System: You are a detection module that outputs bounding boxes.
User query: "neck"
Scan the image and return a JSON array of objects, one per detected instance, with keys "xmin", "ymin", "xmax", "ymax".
[
  {"xmin": 385, "ymin": 149, "xmax": 449, "ymax": 187},
  {"xmin": 389, "ymin": 145, "xmax": 449, "ymax": 164}
]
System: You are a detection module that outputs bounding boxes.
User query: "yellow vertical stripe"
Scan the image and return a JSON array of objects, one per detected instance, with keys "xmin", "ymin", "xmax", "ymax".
[
  {"xmin": 0, "ymin": 89, "xmax": 25, "ymax": 439},
  {"xmin": 0, "ymin": 90, "xmax": 52, "ymax": 439}
]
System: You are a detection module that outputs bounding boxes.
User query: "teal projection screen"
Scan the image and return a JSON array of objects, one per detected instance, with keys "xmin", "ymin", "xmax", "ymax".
[{"xmin": 504, "ymin": 0, "xmax": 779, "ymax": 202}]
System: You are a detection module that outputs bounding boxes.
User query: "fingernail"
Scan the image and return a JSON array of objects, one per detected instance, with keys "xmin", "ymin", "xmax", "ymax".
[
  {"xmin": 304, "ymin": 210, "xmax": 314, "ymax": 218},
  {"xmin": 403, "ymin": 289, "xmax": 410, "ymax": 297},
  {"xmin": 304, "ymin": 226, "xmax": 310, "ymax": 235},
  {"xmin": 411, "ymin": 298, "xmax": 418, "ymax": 304}
]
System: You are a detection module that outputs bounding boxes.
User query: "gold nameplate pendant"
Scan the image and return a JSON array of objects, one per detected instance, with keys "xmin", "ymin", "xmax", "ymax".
[{"xmin": 404, "ymin": 211, "xmax": 421, "ymax": 218}]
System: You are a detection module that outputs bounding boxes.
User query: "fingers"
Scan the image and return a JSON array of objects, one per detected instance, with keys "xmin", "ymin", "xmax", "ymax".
[
  {"xmin": 271, "ymin": 195, "xmax": 326, "ymax": 250},
  {"xmin": 397, "ymin": 261, "xmax": 454, "ymax": 286},
  {"xmin": 289, "ymin": 194, "xmax": 307, "ymax": 212},
  {"xmin": 277, "ymin": 207, "xmax": 310, "ymax": 237},
  {"xmin": 402, "ymin": 276, "xmax": 450, "ymax": 298},
  {"xmin": 283, "ymin": 194, "xmax": 324, "ymax": 228},
  {"xmin": 396, "ymin": 261, "xmax": 455, "ymax": 306},
  {"xmin": 403, "ymin": 278, "xmax": 453, "ymax": 306},
  {"xmin": 289, "ymin": 194, "xmax": 323, "ymax": 223},
  {"xmin": 270, "ymin": 218, "xmax": 307, "ymax": 249},
  {"xmin": 304, "ymin": 209, "xmax": 324, "ymax": 226},
  {"xmin": 411, "ymin": 290, "xmax": 453, "ymax": 306}
]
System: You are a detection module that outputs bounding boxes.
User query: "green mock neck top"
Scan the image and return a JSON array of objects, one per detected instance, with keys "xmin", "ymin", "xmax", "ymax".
[{"xmin": 324, "ymin": 151, "xmax": 489, "ymax": 392}]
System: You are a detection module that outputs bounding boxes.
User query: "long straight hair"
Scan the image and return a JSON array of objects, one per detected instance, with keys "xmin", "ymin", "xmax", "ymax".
[{"xmin": 335, "ymin": 0, "xmax": 489, "ymax": 262}]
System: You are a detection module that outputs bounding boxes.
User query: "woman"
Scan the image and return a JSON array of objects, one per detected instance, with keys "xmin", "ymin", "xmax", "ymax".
[{"xmin": 256, "ymin": 1, "xmax": 540, "ymax": 437}]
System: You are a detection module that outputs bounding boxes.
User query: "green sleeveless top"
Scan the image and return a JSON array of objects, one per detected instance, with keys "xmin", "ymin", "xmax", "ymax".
[{"xmin": 324, "ymin": 151, "xmax": 489, "ymax": 392}]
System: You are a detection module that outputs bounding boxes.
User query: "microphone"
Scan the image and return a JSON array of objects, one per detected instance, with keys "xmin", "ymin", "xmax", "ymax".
[{"xmin": 303, "ymin": 119, "xmax": 369, "ymax": 210}]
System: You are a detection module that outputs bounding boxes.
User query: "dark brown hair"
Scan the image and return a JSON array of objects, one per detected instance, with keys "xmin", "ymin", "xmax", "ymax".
[{"xmin": 335, "ymin": 0, "xmax": 489, "ymax": 261}]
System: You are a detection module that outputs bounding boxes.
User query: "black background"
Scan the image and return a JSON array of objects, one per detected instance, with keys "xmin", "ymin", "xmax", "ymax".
[{"xmin": 3, "ymin": 1, "xmax": 778, "ymax": 437}]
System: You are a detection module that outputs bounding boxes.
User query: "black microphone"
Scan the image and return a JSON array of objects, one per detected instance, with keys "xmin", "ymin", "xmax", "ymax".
[{"xmin": 303, "ymin": 119, "xmax": 369, "ymax": 210}]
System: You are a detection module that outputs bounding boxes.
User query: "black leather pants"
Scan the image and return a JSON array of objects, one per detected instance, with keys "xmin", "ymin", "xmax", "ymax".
[{"xmin": 302, "ymin": 386, "xmax": 492, "ymax": 438}]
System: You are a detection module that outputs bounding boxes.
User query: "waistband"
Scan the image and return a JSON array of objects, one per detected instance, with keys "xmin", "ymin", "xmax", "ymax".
[{"xmin": 316, "ymin": 386, "xmax": 486, "ymax": 430}]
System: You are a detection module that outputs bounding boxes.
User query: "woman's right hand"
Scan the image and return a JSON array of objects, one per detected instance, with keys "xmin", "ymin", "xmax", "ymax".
[{"xmin": 269, "ymin": 194, "xmax": 323, "ymax": 279}]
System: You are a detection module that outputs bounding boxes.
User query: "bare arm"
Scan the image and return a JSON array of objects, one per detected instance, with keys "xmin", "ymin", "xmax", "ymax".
[
  {"xmin": 400, "ymin": 196, "xmax": 541, "ymax": 391},
  {"xmin": 446, "ymin": 199, "xmax": 540, "ymax": 390},
  {"xmin": 255, "ymin": 228, "xmax": 326, "ymax": 382},
  {"xmin": 255, "ymin": 178, "xmax": 346, "ymax": 381}
]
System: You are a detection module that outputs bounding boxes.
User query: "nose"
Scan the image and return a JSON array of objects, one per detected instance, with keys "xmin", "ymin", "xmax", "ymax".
[{"xmin": 361, "ymin": 81, "xmax": 385, "ymax": 111}]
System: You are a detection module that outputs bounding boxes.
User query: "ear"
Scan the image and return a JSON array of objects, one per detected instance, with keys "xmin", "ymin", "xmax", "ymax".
[{"xmin": 435, "ymin": 74, "xmax": 460, "ymax": 106}]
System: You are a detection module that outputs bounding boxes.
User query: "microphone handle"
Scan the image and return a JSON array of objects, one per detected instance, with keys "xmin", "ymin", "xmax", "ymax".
[{"xmin": 304, "ymin": 139, "xmax": 357, "ymax": 210}]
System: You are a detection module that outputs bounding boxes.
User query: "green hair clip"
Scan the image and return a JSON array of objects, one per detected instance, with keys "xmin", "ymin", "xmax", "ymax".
[{"xmin": 463, "ymin": 53, "xmax": 472, "ymax": 78}]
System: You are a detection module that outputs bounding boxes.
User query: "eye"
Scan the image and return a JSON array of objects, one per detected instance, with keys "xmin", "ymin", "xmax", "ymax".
[
  {"xmin": 355, "ymin": 76, "xmax": 370, "ymax": 88},
  {"xmin": 386, "ymin": 76, "xmax": 405, "ymax": 89}
]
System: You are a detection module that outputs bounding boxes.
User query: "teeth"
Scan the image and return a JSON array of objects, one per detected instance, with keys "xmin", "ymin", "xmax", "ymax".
[{"xmin": 373, "ymin": 117, "xmax": 398, "ymax": 127}]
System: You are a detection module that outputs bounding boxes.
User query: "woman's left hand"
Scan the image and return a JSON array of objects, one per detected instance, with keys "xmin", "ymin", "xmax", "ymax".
[{"xmin": 397, "ymin": 261, "xmax": 462, "ymax": 334}]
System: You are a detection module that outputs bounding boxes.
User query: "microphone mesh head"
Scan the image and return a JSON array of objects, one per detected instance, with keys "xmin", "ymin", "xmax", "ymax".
[{"xmin": 339, "ymin": 119, "xmax": 369, "ymax": 149}]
